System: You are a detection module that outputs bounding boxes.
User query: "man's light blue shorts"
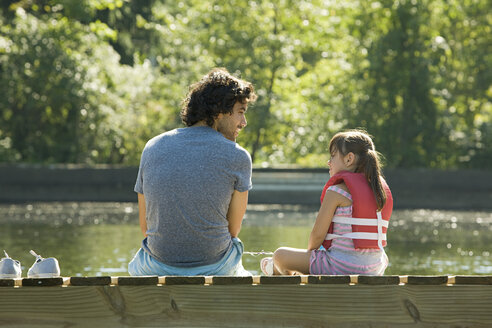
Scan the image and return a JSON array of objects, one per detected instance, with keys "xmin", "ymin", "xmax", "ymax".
[{"xmin": 128, "ymin": 237, "xmax": 251, "ymax": 276}]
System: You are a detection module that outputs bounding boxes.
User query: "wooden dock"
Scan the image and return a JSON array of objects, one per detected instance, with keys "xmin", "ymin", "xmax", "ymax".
[{"xmin": 1, "ymin": 275, "xmax": 491, "ymax": 327}]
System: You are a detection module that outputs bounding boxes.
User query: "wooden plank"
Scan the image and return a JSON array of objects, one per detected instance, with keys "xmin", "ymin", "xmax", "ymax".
[
  {"xmin": 212, "ymin": 276, "xmax": 253, "ymax": 285},
  {"xmin": 259, "ymin": 275, "xmax": 301, "ymax": 284},
  {"xmin": 116, "ymin": 276, "xmax": 158, "ymax": 286},
  {"xmin": 164, "ymin": 276, "xmax": 206, "ymax": 285},
  {"xmin": 22, "ymin": 278, "xmax": 63, "ymax": 287},
  {"xmin": 406, "ymin": 275, "xmax": 448, "ymax": 285},
  {"xmin": 454, "ymin": 275, "xmax": 492, "ymax": 285},
  {"xmin": 0, "ymin": 279, "xmax": 15, "ymax": 287},
  {"xmin": 10, "ymin": 275, "xmax": 492, "ymax": 287},
  {"xmin": 0, "ymin": 285, "xmax": 122, "ymax": 326},
  {"xmin": 306, "ymin": 275, "xmax": 350, "ymax": 284},
  {"xmin": 358, "ymin": 275, "xmax": 400, "ymax": 285},
  {"xmin": 70, "ymin": 276, "xmax": 112, "ymax": 286},
  {"xmin": 0, "ymin": 284, "xmax": 491, "ymax": 327}
]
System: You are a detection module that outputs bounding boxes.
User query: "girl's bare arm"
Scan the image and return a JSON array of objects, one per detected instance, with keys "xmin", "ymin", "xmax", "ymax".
[{"xmin": 308, "ymin": 190, "xmax": 349, "ymax": 250}]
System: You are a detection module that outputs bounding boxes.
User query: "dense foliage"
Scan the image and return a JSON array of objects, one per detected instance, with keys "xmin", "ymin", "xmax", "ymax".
[{"xmin": 0, "ymin": 0, "xmax": 490, "ymax": 168}]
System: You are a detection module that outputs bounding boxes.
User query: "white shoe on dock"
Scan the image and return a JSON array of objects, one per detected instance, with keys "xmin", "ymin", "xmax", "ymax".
[
  {"xmin": 0, "ymin": 251, "xmax": 22, "ymax": 278},
  {"xmin": 260, "ymin": 257, "xmax": 274, "ymax": 276},
  {"xmin": 27, "ymin": 250, "xmax": 61, "ymax": 278}
]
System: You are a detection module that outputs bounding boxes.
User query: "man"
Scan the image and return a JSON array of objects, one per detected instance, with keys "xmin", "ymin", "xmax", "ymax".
[{"xmin": 128, "ymin": 68, "xmax": 257, "ymax": 276}]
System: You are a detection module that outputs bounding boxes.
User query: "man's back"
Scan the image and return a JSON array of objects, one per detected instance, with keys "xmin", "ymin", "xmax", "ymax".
[{"xmin": 134, "ymin": 126, "xmax": 252, "ymax": 267}]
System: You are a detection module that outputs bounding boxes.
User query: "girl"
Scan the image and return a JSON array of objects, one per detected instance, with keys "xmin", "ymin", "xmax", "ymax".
[{"xmin": 261, "ymin": 130, "xmax": 393, "ymax": 276}]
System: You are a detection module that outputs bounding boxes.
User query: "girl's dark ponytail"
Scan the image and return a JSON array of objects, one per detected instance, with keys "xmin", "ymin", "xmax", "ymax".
[{"xmin": 363, "ymin": 150, "xmax": 386, "ymax": 211}]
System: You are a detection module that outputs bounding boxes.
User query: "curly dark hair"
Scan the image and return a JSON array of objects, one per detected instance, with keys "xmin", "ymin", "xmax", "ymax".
[{"xmin": 180, "ymin": 68, "xmax": 257, "ymax": 127}]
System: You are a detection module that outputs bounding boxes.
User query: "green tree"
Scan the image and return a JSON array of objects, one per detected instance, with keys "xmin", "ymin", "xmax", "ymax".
[
  {"xmin": 0, "ymin": 6, "xmax": 164, "ymax": 164},
  {"xmin": 0, "ymin": 0, "xmax": 490, "ymax": 168},
  {"xmin": 0, "ymin": 10, "xmax": 102, "ymax": 162}
]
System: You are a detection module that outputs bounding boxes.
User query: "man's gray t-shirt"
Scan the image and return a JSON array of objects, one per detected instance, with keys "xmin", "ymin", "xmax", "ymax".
[{"xmin": 134, "ymin": 126, "xmax": 252, "ymax": 267}]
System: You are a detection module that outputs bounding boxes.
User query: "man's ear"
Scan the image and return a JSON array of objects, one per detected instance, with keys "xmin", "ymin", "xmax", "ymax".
[
  {"xmin": 345, "ymin": 152, "xmax": 356, "ymax": 166},
  {"xmin": 212, "ymin": 113, "xmax": 224, "ymax": 129}
]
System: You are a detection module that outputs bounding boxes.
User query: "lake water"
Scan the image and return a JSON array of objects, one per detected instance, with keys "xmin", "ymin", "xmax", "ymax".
[{"xmin": 1, "ymin": 202, "xmax": 491, "ymax": 276}]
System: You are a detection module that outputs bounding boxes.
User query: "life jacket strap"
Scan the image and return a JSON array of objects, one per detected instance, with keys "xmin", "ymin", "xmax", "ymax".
[
  {"xmin": 326, "ymin": 211, "xmax": 386, "ymax": 250},
  {"xmin": 376, "ymin": 211, "xmax": 383, "ymax": 250},
  {"xmin": 325, "ymin": 232, "xmax": 387, "ymax": 241},
  {"xmin": 331, "ymin": 216, "xmax": 389, "ymax": 228}
]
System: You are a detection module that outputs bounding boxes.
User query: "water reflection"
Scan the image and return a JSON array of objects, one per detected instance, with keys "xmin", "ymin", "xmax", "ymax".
[{"xmin": 0, "ymin": 203, "xmax": 491, "ymax": 276}]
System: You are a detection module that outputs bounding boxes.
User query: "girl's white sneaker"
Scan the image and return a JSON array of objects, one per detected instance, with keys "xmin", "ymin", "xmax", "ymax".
[
  {"xmin": 260, "ymin": 257, "xmax": 274, "ymax": 276},
  {"xmin": 27, "ymin": 250, "xmax": 60, "ymax": 278},
  {"xmin": 0, "ymin": 251, "xmax": 22, "ymax": 278}
]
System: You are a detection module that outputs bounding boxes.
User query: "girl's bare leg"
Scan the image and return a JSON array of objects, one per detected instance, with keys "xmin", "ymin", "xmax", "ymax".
[{"xmin": 272, "ymin": 247, "xmax": 311, "ymax": 275}]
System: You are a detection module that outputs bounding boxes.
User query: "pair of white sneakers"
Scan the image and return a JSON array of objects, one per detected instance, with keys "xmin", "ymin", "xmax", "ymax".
[{"xmin": 0, "ymin": 250, "xmax": 61, "ymax": 278}]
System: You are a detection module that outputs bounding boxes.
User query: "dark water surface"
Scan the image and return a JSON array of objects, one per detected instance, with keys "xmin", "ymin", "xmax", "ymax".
[{"xmin": 1, "ymin": 202, "xmax": 490, "ymax": 276}]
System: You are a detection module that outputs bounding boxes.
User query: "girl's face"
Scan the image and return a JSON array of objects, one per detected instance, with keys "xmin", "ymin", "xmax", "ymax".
[{"xmin": 328, "ymin": 150, "xmax": 346, "ymax": 176}]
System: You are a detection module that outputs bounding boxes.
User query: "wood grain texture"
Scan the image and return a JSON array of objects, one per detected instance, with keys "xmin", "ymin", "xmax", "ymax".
[
  {"xmin": 70, "ymin": 276, "xmax": 112, "ymax": 286},
  {"xmin": 116, "ymin": 276, "xmax": 159, "ymax": 286},
  {"xmin": 0, "ymin": 284, "xmax": 491, "ymax": 327},
  {"xmin": 259, "ymin": 275, "xmax": 301, "ymax": 284},
  {"xmin": 358, "ymin": 275, "xmax": 400, "ymax": 285},
  {"xmin": 406, "ymin": 275, "xmax": 448, "ymax": 285},
  {"xmin": 21, "ymin": 278, "xmax": 63, "ymax": 287},
  {"xmin": 164, "ymin": 276, "xmax": 206, "ymax": 285},
  {"xmin": 306, "ymin": 275, "xmax": 351, "ymax": 284},
  {"xmin": 212, "ymin": 276, "xmax": 253, "ymax": 285},
  {"xmin": 0, "ymin": 279, "xmax": 15, "ymax": 287},
  {"xmin": 454, "ymin": 275, "xmax": 492, "ymax": 285}
]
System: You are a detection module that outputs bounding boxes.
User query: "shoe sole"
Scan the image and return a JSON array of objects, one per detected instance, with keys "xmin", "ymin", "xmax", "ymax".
[
  {"xmin": 0, "ymin": 274, "xmax": 21, "ymax": 279},
  {"xmin": 27, "ymin": 273, "xmax": 60, "ymax": 278}
]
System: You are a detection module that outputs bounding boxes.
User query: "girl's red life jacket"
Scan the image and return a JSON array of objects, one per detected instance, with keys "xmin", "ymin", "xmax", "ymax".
[{"xmin": 320, "ymin": 171, "xmax": 393, "ymax": 250}]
